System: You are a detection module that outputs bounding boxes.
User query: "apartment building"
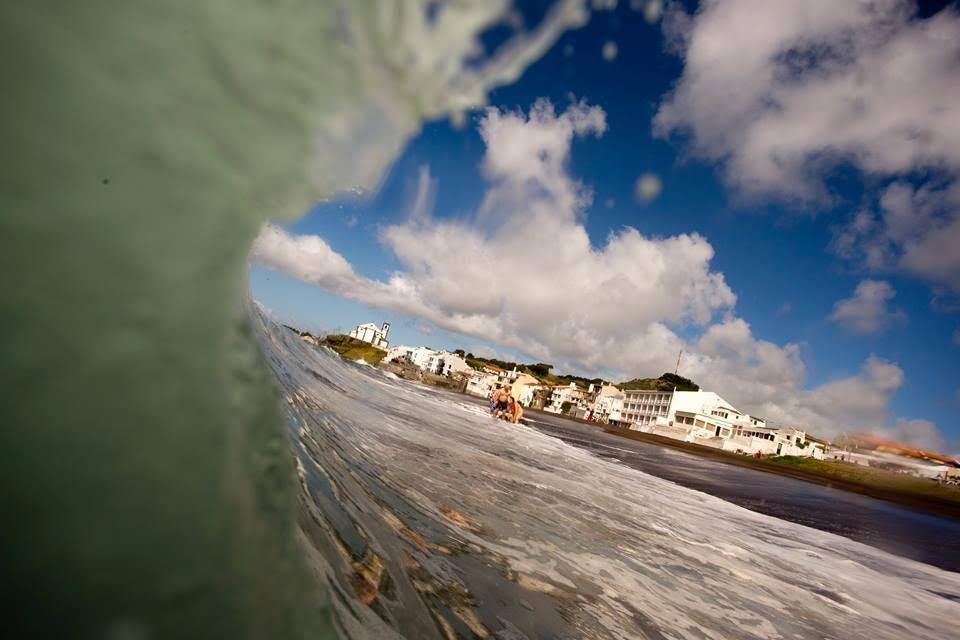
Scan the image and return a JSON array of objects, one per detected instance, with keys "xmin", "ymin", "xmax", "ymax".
[{"xmin": 619, "ymin": 389, "xmax": 672, "ymax": 427}]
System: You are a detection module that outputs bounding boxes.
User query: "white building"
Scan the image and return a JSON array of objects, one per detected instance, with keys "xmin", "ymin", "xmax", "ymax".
[
  {"xmin": 442, "ymin": 353, "xmax": 473, "ymax": 376},
  {"xmin": 620, "ymin": 389, "xmax": 672, "ymax": 426},
  {"xmin": 545, "ymin": 383, "xmax": 589, "ymax": 414},
  {"xmin": 466, "ymin": 371, "xmax": 500, "ymax": 398},
  {"xmin": 591, "ymin": 385, "xmax": 625, "ymax": 423},
  {"xmin": 384, "ymin": 345, "xmax": 471, "ymax": 377},
  {"xmin": 509, "ymin": 373, "xmax": 544, "ymax": 407},
  {"xmin": 628, "ymin": 388, "xmax": 823, "ymax": 458},
  {"xmin": 666, "ymin": 390, "xmax": 748, "ymax": 437},
  {"xmin": 715, "ymin": 425, "xmax": 823, "ymax": 459},
  {"xmin": 348, "ymin": 321, "xmax": 390, "ymax": 349}
]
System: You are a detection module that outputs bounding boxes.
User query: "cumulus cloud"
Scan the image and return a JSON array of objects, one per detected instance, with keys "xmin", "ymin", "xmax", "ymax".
[
  {"xmin": 253, "ymin": 98, "xmax": 936, "ymax": 442},
  {"xmin": 829, "ymin": 280, "xmax": 907, "ymax": 335},
  {"xmin": 654, "ymin": 0, "xmax": 960, "ymax": 203},
  {"xmin": 689, "ymin": 346, "xmax": 917, "ymax": 441},
  {"xmin": 665, "ymin": 320, "xmax": 918, "ymax": 438},
  {"xmin": 832, "ymin": 181, "xmax": 960, "ymax": 292}
]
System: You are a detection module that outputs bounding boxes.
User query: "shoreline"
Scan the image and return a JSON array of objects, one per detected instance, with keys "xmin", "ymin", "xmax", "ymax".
[
  {"xmin": 392, "ymin": 368, "xmax": 960, "ymax": 522},
  {"xmin": 569, "ymin": 416, "xmax": 960, "ymax": 521}
]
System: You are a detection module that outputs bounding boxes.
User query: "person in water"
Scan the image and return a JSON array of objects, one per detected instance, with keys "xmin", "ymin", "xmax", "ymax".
[
  {"xmin": 490, "ymin": 386, "xmax": 510, "ymax": 418},
  {"xmin": 506, "ymin": 395, "xmax": 523, "ymax": 424}
]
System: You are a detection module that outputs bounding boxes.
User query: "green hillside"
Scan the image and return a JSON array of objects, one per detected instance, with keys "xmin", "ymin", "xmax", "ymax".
[
  {"xmin": 320, "ymin": 334, "xmax": 387, "ymax": 365},
  {"xmin": 618, "ymin": 372, "xmax": 699, "ymax": 392}
]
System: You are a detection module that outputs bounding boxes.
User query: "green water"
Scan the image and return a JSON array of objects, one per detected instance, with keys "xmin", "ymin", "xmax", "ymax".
[{"xmin": 0, "ymin": 2, "xmax": 585, "ymax": 637}]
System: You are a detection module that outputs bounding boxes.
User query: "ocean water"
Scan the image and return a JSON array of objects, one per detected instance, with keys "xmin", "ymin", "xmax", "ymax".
[
  {"xmin": 1, "ymin": 2, "xmax": 587, "ymax": 638},
  {"xmin": 254, "ymin": 307, "xmax": 960, "ymax": 639}
]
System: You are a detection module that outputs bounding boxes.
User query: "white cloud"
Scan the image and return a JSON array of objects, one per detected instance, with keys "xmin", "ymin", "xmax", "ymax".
[
  {"xmin": 654, "ymin": 1, "xmax": 960, "ymax": 204},
  {"xmin": 829, "ymin": 279, "xmax": 907, "ymax": 335},
  {"xmin": 832, "ymin": 181, "xmax": 960, "ymax": 292},
  {"xmin": 253, "ymin": 99, "xmax": 937, "ymax": 442},
  {"xmin": 469, "ymin": 345, "xmax": 500, "ymax": 359},
  {"xmin": 410, "ymin": 165, "xmax": 437, "ymax": 223},
  {"xmin": 671, "ymin": 321, "xmax": 920, "ymax": 438},
  {"xmin": 414, "ymin": 321, "xmax": 436, "ymax": 336},
  {"xmin": 634, "ymin": 173, "xmax": 663, "ymax": 202}
]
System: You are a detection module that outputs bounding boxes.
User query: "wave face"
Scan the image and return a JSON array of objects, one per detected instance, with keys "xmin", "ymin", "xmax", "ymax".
[
  {"xmin": 253, "ymin": 308, "xmax": 960, "ymax": 639},
  {"xmin": 1, "ymin": 2, "xmax": 586, "ymax": 638}
]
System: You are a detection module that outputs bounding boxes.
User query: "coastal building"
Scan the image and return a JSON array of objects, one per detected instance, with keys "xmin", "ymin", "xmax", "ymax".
[
  {"xmin": 384, "ymin": 346, "xmax": 471, "ymax": 377},
  {"xmin": 545, "ymin": 383, "xmax": 589, "ymax": 414},
  {"xmin": 466, "ymin": 371, "xmax": 500, "ymax": 398},
  {"xmin": 509, "ymin": 373, "xmax": 544, "ymax": 407},
  {"xmin": 625, "ymin": 388, "xmax": 823, "ymax": 458},
  {"xmin": 348, "ymin": 321, "xmax": 390, "ymax": 349},
  {"xmin": 717, "ymin": 425, "xmax": 824, "ymax": 459},
  {"xmin": 620, "ymin": 389, "xmax": 672, "ymax": 427},
  {"xmin": 482, "ymin": 363, "xmax": 505, "ymax": 376},
  {"xmin": 591, "ymin": 385, "xmax": 625, "ymax": 423},
  {"xmin": 667, "ymin": 390, "xmax": 749, "ymax": 437}
]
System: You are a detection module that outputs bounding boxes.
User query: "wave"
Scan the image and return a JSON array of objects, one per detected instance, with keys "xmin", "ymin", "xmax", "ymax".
[
  {"xmin": 1, "ymin": 2, "xmax": 588, "ymax": 638},
  {"xmin": 252, "ymin": 306, "xmax": 960, "ymax": 639}
]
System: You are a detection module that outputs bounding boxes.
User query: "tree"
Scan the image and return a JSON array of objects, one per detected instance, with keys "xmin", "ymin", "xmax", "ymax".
[
  {"xmin": 560, "ymin": 401, "xmax": 573, "ymax": 414},
  {"xmin": 527, "ymin": 362, "xmax": 553, "ymax": 377}
]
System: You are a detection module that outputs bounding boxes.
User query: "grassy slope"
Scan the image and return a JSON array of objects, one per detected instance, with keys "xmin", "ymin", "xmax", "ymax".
[
  {"xmin": 765, "ymin": 456, "xmax": 960, "ymax": 502},
  {"xmin": 320, "ymin": 334, "xmax": 387, "ymax": 365},
  {"xmin": 618, "ymin": 372, "xmax": 699, "ymax": 391},
  {"xmin": 601, "ymin": 428, "xmax": 960, "ymax": 518}
]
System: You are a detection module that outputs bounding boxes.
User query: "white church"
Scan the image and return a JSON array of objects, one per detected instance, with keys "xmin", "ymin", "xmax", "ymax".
[{"xmin": 348, "ymin": 321, "xmax": 390, "ymax": 350}]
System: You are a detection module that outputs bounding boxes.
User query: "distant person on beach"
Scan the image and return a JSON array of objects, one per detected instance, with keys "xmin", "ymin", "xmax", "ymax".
[
  {"xmin": 490, "ymin": 386, "xmax": 510, "ymax": 418},
  {"xmin": 507, "ymin": 395, "xmax": 523, "ymax": 424}
]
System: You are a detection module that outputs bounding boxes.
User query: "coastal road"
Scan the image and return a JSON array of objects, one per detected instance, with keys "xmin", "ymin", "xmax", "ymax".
[{"xmin": 451, "ymin": 391, "xmax": 960, "ymax": 572}]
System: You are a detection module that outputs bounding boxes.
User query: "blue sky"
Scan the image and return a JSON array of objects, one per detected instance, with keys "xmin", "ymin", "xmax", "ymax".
[{"xmin": 251, "ymin": 1, "xmax": 960, "ymax": 450}]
